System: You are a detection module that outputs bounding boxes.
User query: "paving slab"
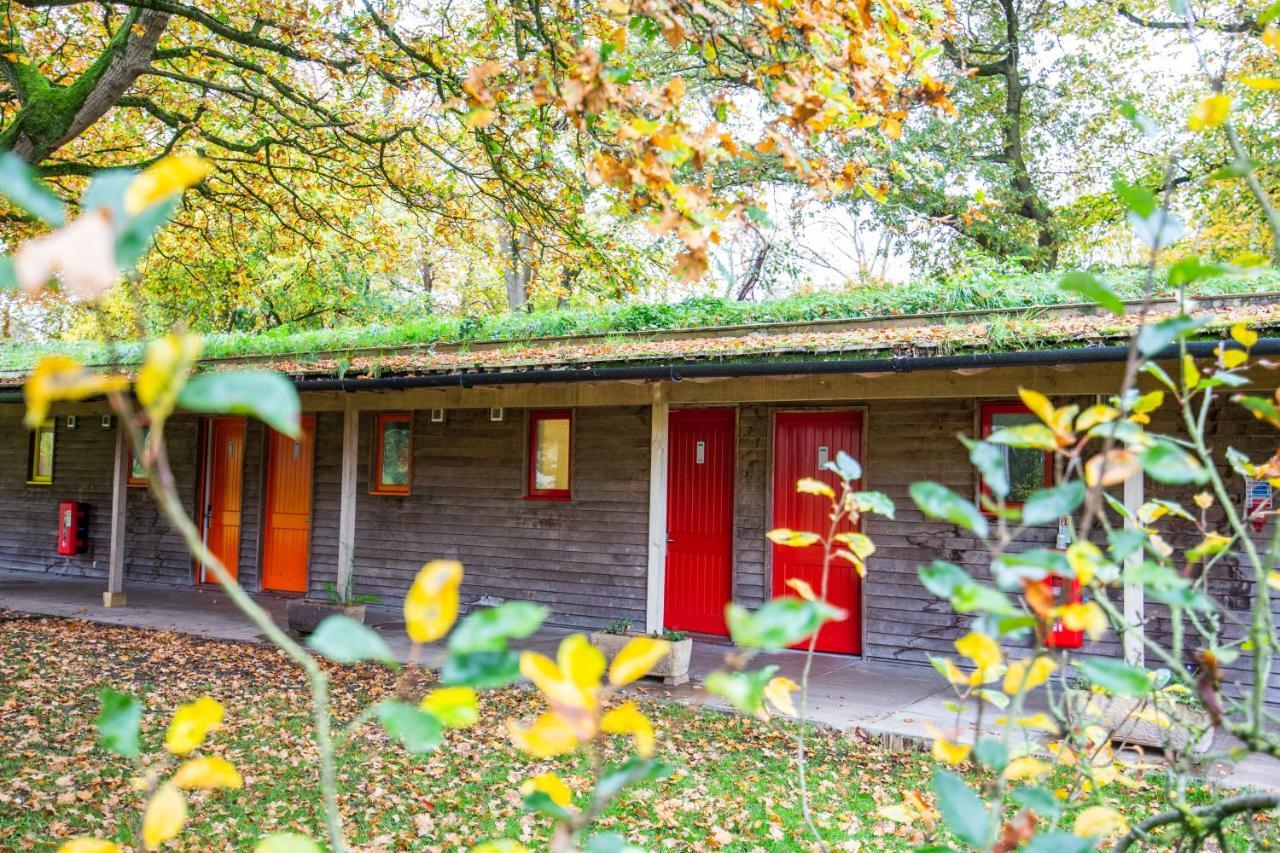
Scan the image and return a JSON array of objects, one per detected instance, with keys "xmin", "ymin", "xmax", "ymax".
[{"xmin": 3, "ymin": 568, "xmax": 1277, "ymax": 793}]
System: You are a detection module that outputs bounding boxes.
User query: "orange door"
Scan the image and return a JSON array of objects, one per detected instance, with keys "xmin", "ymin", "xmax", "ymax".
[
  {"xmin": 200, "ymin": 417, "xmax": 246, "ymax": 584},
  {"xmin": 772, "ymin": 411, "xmax": 863, "ymax": 654},
  {"xmin": 262, "ymin": 415, "xmax": 316, "ymax": 593}
]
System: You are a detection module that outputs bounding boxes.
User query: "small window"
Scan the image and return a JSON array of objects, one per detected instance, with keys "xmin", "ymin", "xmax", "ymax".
[
  {"xmin": 371, "ymin": 412, "xmax": 412, "ymax": 495},
  {"xmin": 28, "ymin": 419, "xmax": 55, "ymax": 485},
  {"xmin": 979, "ymin": 402, "xmax": 1053, "ymax": 504},
  {"xmin": 128, "ymin": 426, "xmax": 150, "ymax": 487},
  {"xmin": 528, "ymin": 410, "xmax": 572, "ymax": 500}
]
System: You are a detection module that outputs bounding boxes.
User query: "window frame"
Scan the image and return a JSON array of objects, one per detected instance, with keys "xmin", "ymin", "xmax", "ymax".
[
  {"xmin": 526, "ymin": 409, "xmax": 573, "ymax": 501},
  {"xmin": 28, "ymin": 418, "xmax": 55, "ymax": 485},
  {"xmin": 978, "ymin": 401, "xmax": 1054, "ymax": 507},
  {"xmin": 370, "ymin": 412, "xmax": 413, "ymax": 496}
]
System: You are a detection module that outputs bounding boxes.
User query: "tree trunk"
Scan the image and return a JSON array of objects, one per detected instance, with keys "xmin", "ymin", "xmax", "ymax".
[{"xmin": 501, "ymin": 228, "xmax": 532, "ymax": 312}]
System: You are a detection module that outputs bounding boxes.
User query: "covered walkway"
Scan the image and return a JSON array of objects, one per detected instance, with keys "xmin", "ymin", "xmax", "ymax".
[{"xmin": 2, "ymin": 568, "xmax": 1276, "ymax": 792}]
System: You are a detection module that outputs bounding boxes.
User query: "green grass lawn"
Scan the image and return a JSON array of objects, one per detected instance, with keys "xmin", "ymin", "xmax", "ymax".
[{"xmin": 0, "ymin": 615, "xmax": 1275, "ymax": 851}]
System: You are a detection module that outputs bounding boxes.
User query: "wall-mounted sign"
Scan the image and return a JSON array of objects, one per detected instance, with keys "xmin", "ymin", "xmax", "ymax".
[{"xmin": 1245, "ymin": 477, "xmax": 1273, "ymax": 533}]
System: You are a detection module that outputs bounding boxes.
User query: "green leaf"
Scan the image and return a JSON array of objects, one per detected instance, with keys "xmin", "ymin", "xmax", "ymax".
[
  {"xmin": 116, "ymin": 197, "xmax": 178, "ymax": 270},
  {"xmin": 725, "ymin": 598, "xmax": 845, "ymax": 650},
  {"xmin": 0, "ymin": 152, "xmax": 67, "ymax": 226},
  {"xmin": 1112, "ymin": 175, "xmax": 1155, "ymax": 217},
  {"xmin": 972, "ymin": 738, "xmax": 1008, "ymax": 772},
  {"xmin": 1077, "ymin": 657, "xmax": 1152, "ymax": 697},
  {"xmin": 441, "ymin": 650, "xmax": 521, "ymax": 688},
  {"xmin": 986, "ymin": 423, "xmax": 1057, "ymax": 451},
  {"xmin": 848, "ymin": 490, "xmax": 895, "ymax": 518},
  {"xmin": 703, "ymin": 666, "xmax": 777, "ymax": 716},
  {"xmin": 1022, "ymin": 833, "xmax": 1097, "ymax": 853},
  {"xmin": 822, "ymin": 449, "xmax": 862, "ymax": 482},
  {"xmin": 1118, "ymin": 100, "xmax": 1158, "ymax": 137},
  {"xmin": 592, "ymin": 756, "xmax": 674, "ymax": 808},
  {"xmin": 1128, "ymin": 208, "xmax": 1184, "ymax": 248},
  {"xmin": 992, "ymin": 549, "xmax": 1068, "ymax": 588},
  {"xmin": 962, "ymin": 437, "xmax": 1008, "ymax": 499},
  {"xmin": 1167, "ymin": 255, "xmax": 1226, "ymax": 286},
  {"xmin": 1236, "ymin": 394, "xmax": 1280, "ymax": 429},
  {"xmin": 918, "ymin": 560, "xmax": 970, "ymax": 598},
  {"xmin": 951, "ymin": 582, "xmax": 1018, "ymax": 616},
  {"xmin": 1139, "ymin": 441, "xmax": 1209, "ymax": 485},
  {"xmin": 255, "ymin": 834, "xmax": 324, "ymax": 853},
  {"xmin": 1108, "ymin": 528, "xmax": 1147, "ymax": 562},
  {"xmin": 178, "ymin": 371, "xmax": 301, "ymax": 438},
  {"xmin": 97, "ymin": 688, "xmax": 142, "ymax": 757},
  {"xmin": 931, "ymin": 769, "xmax": 989, "ymax": 848},
  {"xmin": 1010, "ymin": 785, "xmax": 1063, "ymax": 819},
  {"xmin": 375, "ymin": 700, "xmax": 442, "ymax": 754},
  {"xmin": 306, "ymin": 615, "xmax": 397, "ymax": 666},
  {"xmin": 582, "ymin": 833, "xmax": 644, "ymax": 853},
  {"xmin": 1060, "ymin": 271, "xmax": 1124, "ymax": 315},
  {"xmin": 1022, "ymin": 481, "xmax": 1085, "ymax": 526},
  {"xmin": 0, "ymin": 256, "xmax": 15, "ymax": 291},
  {"xmin": 910, "ymin": 481, "xmax": 989, "ymax": 538},
  {"xmin": 1136, "ymin": 314, "xmax": 1206, "ymax": 357},
  {"xmin": 448, "ymin": 602, "xmax": 547, "ymax": 654},
  {"xmin": 522, "ymin": 790, "xmax": 573, "ymax": 821}
]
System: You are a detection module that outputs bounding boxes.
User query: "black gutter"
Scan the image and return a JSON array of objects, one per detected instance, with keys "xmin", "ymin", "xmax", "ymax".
[{"xmin": 292, "ymin": 337, "xmax": 1280, "ymax": 392}]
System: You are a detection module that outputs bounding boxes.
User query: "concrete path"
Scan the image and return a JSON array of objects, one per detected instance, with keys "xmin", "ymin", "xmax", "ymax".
[{"xmin": 2, "ymin": 569, "xmax": 1277, "ymax": 792}]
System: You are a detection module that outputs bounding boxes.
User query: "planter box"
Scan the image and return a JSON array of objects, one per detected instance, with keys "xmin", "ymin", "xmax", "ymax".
[
  {"xmin": 286, "ymin": 599, "xmax": 367, "ymax": 636},
  {"xmin": 1067, "ymin": 688, "xmax": 1212, "ymax": 755},
  {"xmin": 590, "ymin": 631, "xmax": 692, "ymax": 686}
]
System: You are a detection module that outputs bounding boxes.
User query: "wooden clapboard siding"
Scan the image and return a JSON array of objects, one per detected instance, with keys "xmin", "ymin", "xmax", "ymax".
[
  {"xmin": 306, "ymin": 407, "xmax": 651, "ymax": 630},
  {"xmin": 733, "ymin": 405, "xmax": 768, "ymax": 608},
  {"xmin": 122, "ymin": 418, "xmax": 199, "ymax": 584}
]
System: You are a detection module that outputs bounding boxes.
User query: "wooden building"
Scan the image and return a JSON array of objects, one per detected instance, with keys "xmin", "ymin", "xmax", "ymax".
[{"xmin": 2, "ymin": 294, "xmax": 1278, "ymax": 697}]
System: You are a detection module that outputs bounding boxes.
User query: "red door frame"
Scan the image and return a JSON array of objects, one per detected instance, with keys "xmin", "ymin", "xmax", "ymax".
[
  {"xmin": 261, "ymin": 415, "xmax": 316, "ymax": 593},
  {"xmin": 664, "ymin": 407, "xmax": 736, "ymax": 635},
  {"xmin": 770, "ymin": 409, "xmax": 865, "ymax": 654},
  {"xmin": 197, "ymin": 416, "xmax": 246, "ymax": 585}
]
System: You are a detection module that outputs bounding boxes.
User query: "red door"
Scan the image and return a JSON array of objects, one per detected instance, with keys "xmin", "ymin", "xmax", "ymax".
[
  {"xmin": 262, "ymin": 415, "xmax": 316, "ymax": 593},
  {"xmin": 772, "ymin": 411, "xmax": 863, "ymax": 654},
  {"xmin": 200, "ymin": 417, "xmax": 246, "ymax": 584},
  {"xmin": 664, "ymin": 408, "xmax": 735, "ymax": 635}
]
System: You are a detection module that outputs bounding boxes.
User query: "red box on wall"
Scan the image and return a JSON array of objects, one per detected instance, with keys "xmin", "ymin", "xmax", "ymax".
[
  {"xmin": 1035, "ymin": 573, "xmax": 1083, "ymax": 650},
  {"xmin": 57, "ymin": 500, "xmax": 87, "ymax": 556}
]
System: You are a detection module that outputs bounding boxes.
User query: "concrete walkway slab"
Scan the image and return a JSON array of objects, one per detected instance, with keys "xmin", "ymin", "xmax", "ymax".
[{"xmin": 3, "ymin": 569, "xmax": 1278, "ymax": 793}]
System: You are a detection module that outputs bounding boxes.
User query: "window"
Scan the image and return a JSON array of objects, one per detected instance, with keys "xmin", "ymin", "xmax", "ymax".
[
  {"xmin": 979, "ymin": 401, "xmax": 1052, "ymax": 504},
  {"xmin": 528, "ymin": 410, "xmax": 572, "ymax": 499},
  {"xmin": 128, "ymin": 426, "xmax": 150, "ymax": 487},
  {"xmin": 28, "ymin": 419, "xmax": 55, "ymax": 485},
  {"xmin": 371, "ymin": 412, "xmax": 412, "ymax": 495}
]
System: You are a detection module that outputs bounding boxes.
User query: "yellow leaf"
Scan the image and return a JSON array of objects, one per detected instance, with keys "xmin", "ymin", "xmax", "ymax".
[
  {"xmin": 1221, "ymin": 347, "xmax": 1248, "ymax": 369},
  {"xmin": 1004, "ymin": 756, "xmax": 1051, "ymax": 781},
  {"xmin": 1266, "ymin": 26, "xmax": 1280, "ymax": 51},
  {"xmin": 600, "ymin": 701, "xmax": 655, "ymax": 757},
  {"xmin": 608, "ymin": 637, "xmax": 670, "ymax": 686},
  {"xmin": 1132, "ymin": 390, "xmax": 1164, "ymax": 415},
  {"xmin": 1193, "ymin": 492, "xmax": 1214, "ymax": 510},
  {"xmin": 124, "ymin": 155, "xmax": 213, "ymax": 216},
  {"xmin": 56, "ymin": 841, "xmax": 120, "ymax": 853},
  {"xmin": 136, "ymin": 333, "xmax": 203, "ymax": 421},
  {"xmin": 1232, "ymin": 323, "xmax": 1259, "ymax": 349},
  {"xmin": 1003, "ymin": 656, "xmax": 1058, "ymax": 694},
  {"xmin": 1084, "ymin": 449, "xmax": 1139, "ymax": 488},
  {"xmin": 955, "ymin": 632, "xmax": 1001, "ymax": 672},
  {"xmin": 1183, "ymin": 353, "xmax": 1200, "ymax": 389},
  {"xmin": 142, "ymin": 783, "xmax": 187, "ymax": 848},
  {"xmin": 1074, "ymin": 805, "xmax": 1128, "ymax": 837},
  {"xmin": 506, "ymin": 711, "xmax": 580, "ymax": 758},
  {"xmin": 1240, "ymin": 76, "xmax": 1280, "ymax": 90},
  {"xmin": 1066, "ymin": 541, "xmax": 1103, "ymax": 585},
  {"xmin": 559, "ymin": 633, "xmax": 606, "ymax": 690},
  {"xmin": 419, "ymin": 686, "xmax": 479, "ymax": 728},
  {"xmin": 403, "ymin": 560, "xmax": 462, "ymax": 644},
  {"xmin": 1188, "ymin": 93, "xmax": 1231, "ymax": 132},
  {"xmin": 24, "ymin": 357, "xmax": 128, "ymax": 429},
  {"xmin": 165, "ymin": 696, "xmax": 224, "ymax": 755},
  {"xmin": 795, "ymin": 477, "xmax": 834, "ymax": 498},
  {"xmin": 1075, "ymin": 404, "xmax": 1118, "ymax": 432},
  {"xmin": 834, "ymin": 531, "xmax": 875, "ymax": 558},
  {"xmin": 519, "ymin": 771, "xmax": 573, "ymax": 808},
  {"xmin": 786, "ymin": 577, "xmax": 816, "ymax": 601},
  {"xmin": 1018, "ymin": 387, "xmax": 1055, "ymax": 426},
  {"xmin": 1267, "ymin": 571, "xmax": 1280, "ymax": 592},
  {"xmin": 995, "ymin": 712, "xmax": 1060, "ymax": 734},
  {"xmin": 172, "ymin": 756, "xmax": 242, "ymax": 790},
  {"xmin": 766, "ymin": 528, "xmax": 820, "ymax": 547},
  {"xmin": 472, "ymin": 842, "xmax": 528, "ymax": 853},
  {"xmin": 764, "ymin": 676, "xmax": 799, "ymax": 716},
  {"xmin": 464, "ymin": 107, "xmax": 496, "ymax": 127},
  {"xmin": 1058, "ymin": 601, "xmax": 1108, "ymax": 641}
]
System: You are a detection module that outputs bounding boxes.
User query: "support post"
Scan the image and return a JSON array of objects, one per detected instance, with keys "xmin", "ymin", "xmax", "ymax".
[
  {"xmin": 1123, "ymin": 471, "xmax": 1145, "ymax": 666},
  {"xmin": 645, "ymin": 384, "xmax": 669, "ymax": 634},
  {"xmin": 104, "ymin": 423, "xmax": 128, "ymax": 607},
  {"xmin": 336, "ymin": 401, "xmax": 359, "ymax": 598}
]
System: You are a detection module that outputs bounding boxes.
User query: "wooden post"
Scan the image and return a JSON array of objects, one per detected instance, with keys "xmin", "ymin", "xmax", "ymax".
[
  {"xmin": 103, "ymin": 423, "xmax": 128, "ymax": 607},
  {"xmin": 645, "ymin": 383, "xmax": 669, "ymax": 633},
  {"xmin": 336, "ymin": 400, "xmax": 359, "ymax": 597},
  {"xmin": 1123, "ymin": 471, "xmax": 1145, "ymax": 666}
]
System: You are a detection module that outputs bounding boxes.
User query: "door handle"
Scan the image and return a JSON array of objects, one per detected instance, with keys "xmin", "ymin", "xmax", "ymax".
[{"xmin": 667, "ymin": 537, "xmax": 675, "ymax": 543}]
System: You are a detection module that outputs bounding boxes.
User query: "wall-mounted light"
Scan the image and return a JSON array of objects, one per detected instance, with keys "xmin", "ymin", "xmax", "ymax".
[
  {"xmin": 66, "ymin": 415, "xmax": 78, "ymax": 430},
  {"xmin": 430, "ymin": 408, "xmax": 446, "ymax": 423},
  {"xmin": 100, "ymin": 415, "xmax": 114, "ymax": 430},
  {"xmin": 489, "ymin": 407, "xmax": 504, "ymax": 423}
]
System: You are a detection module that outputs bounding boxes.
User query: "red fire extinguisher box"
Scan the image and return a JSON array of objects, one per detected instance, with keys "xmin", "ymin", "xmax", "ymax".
[
  {"xmin": 1032, "ymin": 573, "xmax": 1084, "ymax": 650},
  {"xmin": 57, "ymin": 500, "xmax": 88, "ymax": 556}
]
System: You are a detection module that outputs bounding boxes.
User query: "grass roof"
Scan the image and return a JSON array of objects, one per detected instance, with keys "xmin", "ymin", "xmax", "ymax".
[{"xmin": 1, "ymin": 267, "xmax": 1277, "ymax": 375}]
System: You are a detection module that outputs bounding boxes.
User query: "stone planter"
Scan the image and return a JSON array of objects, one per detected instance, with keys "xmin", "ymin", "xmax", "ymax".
[
  {"xmin": 286, "ymin": 599, "xmax": 367, "ymax": 635},
  {"xmin": 1068, "ymin": 688, "xmax": 1212, "ymax": 755},
  {"xmin": 590, "ymin": 631, "xmax": 693, "ymax": 686}
]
